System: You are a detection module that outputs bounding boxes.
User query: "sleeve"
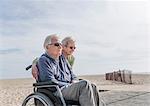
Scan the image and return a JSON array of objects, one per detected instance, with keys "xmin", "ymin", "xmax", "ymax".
[
  {"xmin": 57, "ymin": 80, "xmax": 71, "ymax": 88},
  {"xmin": 38, "ymin": 57, "xmax": 55, "ymax": 82},
  {"xmin": 70, "ymin": 70, "xmax": 78, "ymax": 81}
]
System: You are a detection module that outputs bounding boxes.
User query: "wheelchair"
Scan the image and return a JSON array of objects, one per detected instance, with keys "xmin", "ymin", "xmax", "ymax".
[
  {"xmin": 22, "ymin": 80, "xmax": 80, "ymax": 106},
  {"xmin": 22, "ymin": 65, "xmax": 80, "ymax": 106},
  {"xmin": 22, "ymin": 65, "xmax": 107, "ymax": 106}
]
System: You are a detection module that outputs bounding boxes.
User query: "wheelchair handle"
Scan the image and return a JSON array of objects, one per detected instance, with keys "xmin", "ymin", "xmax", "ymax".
[{"xmin": 26, "ymin": 65, "xmax": 32, "ymax": 70}]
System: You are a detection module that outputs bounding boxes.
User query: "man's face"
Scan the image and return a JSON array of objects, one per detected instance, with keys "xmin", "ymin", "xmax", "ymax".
[
  {"xmin": 63, "ymin": 41, "xmax": 76, "ymax": 55},
  {"xmin": 47, "ymin": 37, "xmax": 62, "ymax": 58}
]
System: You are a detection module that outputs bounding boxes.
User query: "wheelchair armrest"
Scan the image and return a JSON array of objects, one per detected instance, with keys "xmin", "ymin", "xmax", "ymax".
[{"xmin": 33, "ymin": 80, "xmax": 58, "ymax": 87}]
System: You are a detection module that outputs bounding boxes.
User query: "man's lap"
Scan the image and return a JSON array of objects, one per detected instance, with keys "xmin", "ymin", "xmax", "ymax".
[{"xmin": 61, "ymin": 80, "xmax": 89, "ymax": 101}]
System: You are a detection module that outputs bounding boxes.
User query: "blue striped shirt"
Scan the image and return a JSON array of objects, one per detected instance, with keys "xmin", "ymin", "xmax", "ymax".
[{"xmin": 37, "ymin": 53, "xmax": 77, "ymax": 88}]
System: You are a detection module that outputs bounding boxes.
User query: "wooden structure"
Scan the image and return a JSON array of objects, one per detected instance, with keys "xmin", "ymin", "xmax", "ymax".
[{"xmin": 105, "ymin": 70, "xmax": 132, "ymax": 84}]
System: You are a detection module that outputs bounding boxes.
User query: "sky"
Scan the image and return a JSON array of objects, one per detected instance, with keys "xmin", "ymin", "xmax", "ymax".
[{"xmin": 0, "ymin": 0, "xmax": 150, "ymax": 79}]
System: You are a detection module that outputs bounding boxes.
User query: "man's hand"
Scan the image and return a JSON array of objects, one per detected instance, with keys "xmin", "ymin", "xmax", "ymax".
[
  {"xmin": 71, "ymin": 80, "xmax": 79, "ymax": 83},
  {"xmin": 32, "ymin": 64, "xmax": 39, "ymax": 80}
]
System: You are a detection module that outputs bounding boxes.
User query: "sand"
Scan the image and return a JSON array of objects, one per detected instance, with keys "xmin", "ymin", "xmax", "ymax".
[
  {"xmin": 79, "ymin": 74, "xmax": 150, "ymax": 92},
  {"xmin": 0, "ymin": 74, "xmax": 150, "ymax": 106}
]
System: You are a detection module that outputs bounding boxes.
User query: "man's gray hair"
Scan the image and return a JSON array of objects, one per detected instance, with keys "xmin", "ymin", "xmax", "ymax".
[
  {"xmin": 43, "ymin": 34, "xmax": 59, "ymax": 50},
  {"xmin": 61, "ymin": 36, "xmax": 75, "ymax": 46}
]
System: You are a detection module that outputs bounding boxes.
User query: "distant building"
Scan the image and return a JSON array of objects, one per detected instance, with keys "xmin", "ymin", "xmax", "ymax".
[{"xmin": 105, "ymin": 69, "xmax": 132, "ymax": 84}]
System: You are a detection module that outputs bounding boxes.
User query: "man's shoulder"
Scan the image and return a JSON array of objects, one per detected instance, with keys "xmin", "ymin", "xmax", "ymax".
[
  {"xmin": 39, "ymin": 54, "xmax": 47, "ymax": 60},
  {"xmin": 39, "ymin": 54, "xmax": 56, "ymax": 64},
  {"xmin": 39, "ymin": 54, "xmax": 50, "ymax": 62}
]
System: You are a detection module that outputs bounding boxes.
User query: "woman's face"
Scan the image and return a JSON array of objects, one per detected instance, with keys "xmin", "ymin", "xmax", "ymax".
[{"xmin": 63, "ymin": 41, "xmax": 76, "ymax": 56}]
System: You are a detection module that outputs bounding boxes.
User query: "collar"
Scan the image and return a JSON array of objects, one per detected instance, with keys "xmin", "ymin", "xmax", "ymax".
[{"xmin": 44, "ymin": 52, "xmax": 59, "ymax": 62}]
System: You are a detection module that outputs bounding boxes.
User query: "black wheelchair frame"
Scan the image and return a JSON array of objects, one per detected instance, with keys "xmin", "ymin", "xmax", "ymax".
[
  {"xmin": 22, "ymin": 81, "xmax": 80, "ymax": 106},
  {"xmin": 22, "ymin": 65, "xmax": 80, "ymax": 106}
]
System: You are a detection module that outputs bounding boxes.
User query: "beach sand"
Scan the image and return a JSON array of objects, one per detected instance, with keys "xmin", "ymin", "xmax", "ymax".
[{"xmin": 0, "ymin": 74, "xmax": 150, "ymax": 106}]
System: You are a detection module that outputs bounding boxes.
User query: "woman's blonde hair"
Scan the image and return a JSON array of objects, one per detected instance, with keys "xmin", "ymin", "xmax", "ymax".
[{"xmin": 61, "ymin": 36, "xmax": 75, "ymax": 46}]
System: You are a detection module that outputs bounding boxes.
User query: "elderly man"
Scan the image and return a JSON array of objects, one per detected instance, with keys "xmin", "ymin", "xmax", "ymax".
[{"xmin": 37, "ymin": 34, "xmax": 101, "ymax": 106}]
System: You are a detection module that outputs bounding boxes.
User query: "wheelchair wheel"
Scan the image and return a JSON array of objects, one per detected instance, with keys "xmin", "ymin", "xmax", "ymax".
[{"xmin": 22, "ymin": 92, "xmax": 54, "ymax": 106}]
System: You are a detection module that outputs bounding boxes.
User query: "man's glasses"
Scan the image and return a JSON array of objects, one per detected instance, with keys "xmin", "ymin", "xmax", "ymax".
[{"xmin": 48, "ymin": 43, "xmax": 62, "ymax": 47}]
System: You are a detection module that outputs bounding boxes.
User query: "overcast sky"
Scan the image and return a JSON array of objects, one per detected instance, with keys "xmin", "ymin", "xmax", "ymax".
[{"xmin": 0, "ymin": 0, "xmax": 150, "ymax": 79}]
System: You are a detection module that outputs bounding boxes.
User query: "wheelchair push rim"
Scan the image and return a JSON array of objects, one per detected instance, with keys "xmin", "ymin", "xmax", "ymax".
[{"xmin": 22, "ymin": 92, "xmax": 54, "ymax": 106}]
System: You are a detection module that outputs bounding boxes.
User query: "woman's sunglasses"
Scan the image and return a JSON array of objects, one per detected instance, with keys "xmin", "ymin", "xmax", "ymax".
[{"xmin": 69, "ymin": 46, "xmax": 76, "ymax": 50}]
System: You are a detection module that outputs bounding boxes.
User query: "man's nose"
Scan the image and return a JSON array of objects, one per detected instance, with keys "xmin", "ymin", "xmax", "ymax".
[{"xmin": 58, "ymin": 45, "xmax": 62, "ymax": 49}]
